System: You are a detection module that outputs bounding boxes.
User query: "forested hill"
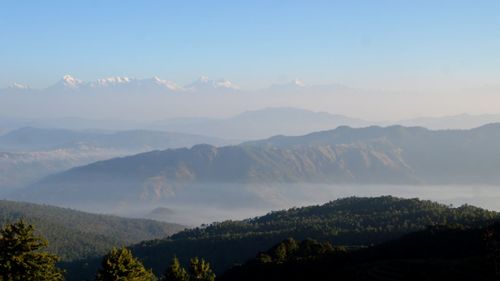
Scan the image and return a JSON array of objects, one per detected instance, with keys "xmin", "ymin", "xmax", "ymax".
[
  {"xmin": 0, "ymin": 200, "xmax": 185, "ymax": 261},
  {"xmin": 219, "ymin": 223, "xmax": 500, "ymax": 281},
  {"xmin": 120, "ymin": 197, "xmax": 498, "ymax": 278}
]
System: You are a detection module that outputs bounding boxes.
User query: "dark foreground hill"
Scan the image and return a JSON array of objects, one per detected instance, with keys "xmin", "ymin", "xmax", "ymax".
[
  {"xmin": 219, "ymin": 223, "xmax": 500, "ymax": 281},
  {"xmin": 18, "ymin": 124, "xmax": 500, "ymax": 206},
  {"xmin": 63, "ymin": 196, "xmax": 498, "ymax": 280},
  {"xmin": 0, "ymin": 200, "xmax": 185, "ymax": 261}
]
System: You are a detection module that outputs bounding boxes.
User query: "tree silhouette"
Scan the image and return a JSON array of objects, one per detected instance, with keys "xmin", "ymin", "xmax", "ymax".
[
  {"xmin": 0, "ymin": 220, "xmax": 63, "ymax": 281},
  {"xmin": 189, "ymin": 257, "xmax": 215, "ymax": 281},
  {"xmin": 162, "ymin": 256, "xmax": 189, "ymax": 281},
  {"xmin": 96, "ymin": 247, "xmax": 155, "ymax": 281}
]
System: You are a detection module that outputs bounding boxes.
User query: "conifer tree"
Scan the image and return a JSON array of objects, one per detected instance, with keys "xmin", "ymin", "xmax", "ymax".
[
  {"xmin": 188, "ymin": 257, "xmax": 215, "ymax": 281},
  {"xmin": 162, "ymin": 256, "xmax": 188, "ymax": 281},
  {"xmin": 0, "ymin": 220, "xmax": 64, "ymax": 281},
  {"xmin": 95, "ymin": 247, "xmax": 155, "ymax": 281}
]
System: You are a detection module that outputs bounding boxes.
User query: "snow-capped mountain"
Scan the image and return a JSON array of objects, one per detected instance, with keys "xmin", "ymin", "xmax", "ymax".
[
  {"xmin": 8, "ymin": 83, "xmax": 31, "ymax": 90},
  {"xmin": 44, "ymin": 75, "xmax": 183, "ymax": 93},
  {"xmin": 2, "ymin": 75, "xmax": 239, "ymax": 94},
  {"xmin": 186, "ymin": 76, "xmax": 240, "ymax": 92},
  {"xmin": 93, "ymin": 76, "xmax": 133, "ymax": 87}
]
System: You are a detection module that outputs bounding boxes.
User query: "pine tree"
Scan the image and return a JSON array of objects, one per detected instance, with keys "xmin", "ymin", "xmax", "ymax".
[
  {"xmin": 188, "ymin": 257, "xmax": 215, "ymax": 281},
  {"xmin": 95, "ymin": 247, "xmax": 155, "ymax": 281},
  {"xmin": 0, "ymin": 220, "xmax": 64, "ymax": 281},
  {"xmin": 162, "ymin": 256, "xmax": 188, "ymax": 281}
]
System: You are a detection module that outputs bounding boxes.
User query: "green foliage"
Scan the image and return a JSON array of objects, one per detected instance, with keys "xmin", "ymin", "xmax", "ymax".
[
  {"xmin": 65, "ymin": 197, "xmax": 499, "ymax": 280},
  {"xmin": 188, "ymin": 257, "xmax": 215, "ymax": 281},
  {"xmin": 0, "ymin": 200, "xmax": 184, "ymax": 262},
  {"xmin": 256, "ymin": 238, "xmax": 338, "ymax": 265},
  {"xmin": 96, "ymin": 247, "xmax": 155, "ymax": 281},
  {"xmin": 127, "ymin": 196, "xmax": 497, "ymax": 275},
  {"xmin": 172, "ymin": 197, "xmax": 497, "ymax": 243},
  {"xmin": 220, "ymin": 224, "xmax": 500, "ymax": 281},
  {"xmin": 162, "ymin": 256, "xmax": 188, "ymax": 281},
  {"xmin": 0, "ymin": 220, "xmax": 64, "ymax": 281}
]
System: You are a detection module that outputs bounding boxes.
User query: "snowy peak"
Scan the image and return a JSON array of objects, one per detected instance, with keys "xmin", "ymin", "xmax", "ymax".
[
  {"xmin": 60, "ymin": 75, "xmax": 84, "ymax": 88},
  {"xmin": 94, "ymin": 76, "xmax": 132, "ymax": 87},
  {"xmin": 8, "ymin": 83, "xmax": 30, "ymax": 90},
  {"xmin": 187, "ymin": 76, "xmax": 239, "ymax": 91},
  {"xmin": 3, "ymin": 75, "xmax": 239, "ymax": 94},
  {"xmin": 269, "ymin": 79, "xmax": 307, "ymax": 91},
  {"xmin": 215, "ymin": 79, "xmax": 239, "ymax": 90},
  {"xmin": 44, "ymin": 75, "xmax": 185, "ymax": 93},
  {"xmin": 150, "ymin": 76, "xmax": 182, "ymax": 91}
]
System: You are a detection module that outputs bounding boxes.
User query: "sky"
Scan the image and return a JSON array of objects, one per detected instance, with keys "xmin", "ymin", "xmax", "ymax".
[
  {"xmin": 1, "ymin": 0, "xmax": 500, "ymax": 90},
  {"xmin": 1, "ymin": 1, "xmax": 500, "ymax": 121}
]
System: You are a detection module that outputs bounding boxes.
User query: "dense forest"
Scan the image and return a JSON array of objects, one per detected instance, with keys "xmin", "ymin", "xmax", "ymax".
[
  {"xmin": 0, "ymin": 200, "xmax": 185, "ymax": 261},
  {"xmin": 62, "ymin": 196, "xmax": 499, "ymax": 280},
  {"xmin": 3, "ymin": 196, "xmax": 499, "ymax": 280},
  {"xmin": 219, "ymin": 223, "xmax": 500, "ymax": 281}
]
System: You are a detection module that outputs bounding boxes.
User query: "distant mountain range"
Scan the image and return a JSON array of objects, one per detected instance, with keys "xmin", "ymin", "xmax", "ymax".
[
  {"xmin": 2, "ymin": 75, "xmax": 240, "ymax": 95},
  {"xmin": 0, "ymin": 126, "xmax": 229, "ymax": 152},
  {"xmin": 4, "ymin": 75, "xmax": 499, "ymax": 127},
  {"xmin": 398, "ymin": 113, "xmax": 500, "ymax": 130},
  {"xmin": 0, "ymin": 107, "xmax": 369, "ymax": 140},
  {"xmin": 0, "ymin": 127, "xmax": 230, "ymax": 193},
  {"xmin": 2, "ymin": 107, "xmax": 500, "ymax": 140},
  {"xmin": 150, "ymin": 107, "xmax": 369, "ymax": 139},
  {"xmin": 15, "ymin": 124, "xmax": 500, "ymax": 209}
]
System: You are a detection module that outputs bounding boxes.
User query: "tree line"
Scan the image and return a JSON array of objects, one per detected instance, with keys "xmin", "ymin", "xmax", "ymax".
[{"xmin": 0, "ymin": 220, "xmax": 213, "ymax": 281}]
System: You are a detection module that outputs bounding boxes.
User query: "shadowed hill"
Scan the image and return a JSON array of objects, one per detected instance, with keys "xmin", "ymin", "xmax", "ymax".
[{"xmin": 0, "ymin": 200, "xmax": 185, "ymax": 261}]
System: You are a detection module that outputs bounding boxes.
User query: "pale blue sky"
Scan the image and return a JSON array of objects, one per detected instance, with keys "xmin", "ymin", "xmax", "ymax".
[{"xmin": 1, "ymin": 0, "xmax": 500, "ymax": 90}]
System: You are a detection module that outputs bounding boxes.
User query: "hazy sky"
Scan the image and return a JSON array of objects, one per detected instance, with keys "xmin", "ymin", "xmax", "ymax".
[{"xmin": 2, "ymin": 0, "xmax": 500, "ymax": 91}]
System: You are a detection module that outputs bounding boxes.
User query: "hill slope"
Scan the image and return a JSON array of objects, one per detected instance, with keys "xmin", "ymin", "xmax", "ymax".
[
  {"xmin": 219, "ymin": 223, "xmax": 499, "ymax": 281},
  {"xmin": 62, "ymin": 196, "xmax": 498, "ymax": 280},
  {"xmin": 18, "ymin": 124, "xmax": 500, "ymax": 206},
  {"xmin": 0, "ymin": 200, "xmax": 185, "ymax": 261},
  {"xmin": 0, "ymin": 127, "xmax": 231, "ymax": 193},
  {"xmin": 131, "ymin": 197, "xmax": 497, "ymax": 273}
]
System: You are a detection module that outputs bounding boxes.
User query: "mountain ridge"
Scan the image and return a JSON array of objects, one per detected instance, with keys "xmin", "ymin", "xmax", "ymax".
[{"xmin": 14, "ymin": 124, "xmax": 500, "ymax": 208}]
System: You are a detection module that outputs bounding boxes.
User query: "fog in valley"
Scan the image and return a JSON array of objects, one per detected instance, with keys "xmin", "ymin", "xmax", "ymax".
[{"xmin": 76, "ymin": 184, "xmax": 500, "ymax": 225}]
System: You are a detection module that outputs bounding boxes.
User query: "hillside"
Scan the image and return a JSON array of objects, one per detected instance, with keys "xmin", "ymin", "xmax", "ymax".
[
  {"xmin": 0, "ymin": 127, "xmax": 230, "ymax": 193},
  {"xmin": 17, "ymin": 124, "xmax": 500, "ymax": 207},
  {"xmin": 64, "ymin": 196, "xmax": 500, "ymax": 280},
  {"xmin": 219, "ymin": 223, "xmax": 499, "ymax": 281},
  {"xmin": 0, "ymin": 200, "xmax": 185, "ymax": 261},
  {"xmin": 62, "ymin": 196, "xmax": 498, "ymax": 280}
]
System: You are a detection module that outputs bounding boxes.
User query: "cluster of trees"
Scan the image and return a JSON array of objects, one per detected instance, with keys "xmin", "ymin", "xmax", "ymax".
[
  {"xmin": 3, "ymin": 217, "xmax": 500, "ymax": 281},
  {"xmin": 0, "ymin": 220, "xmax": 64, "ymax": 281},
  {"xmin": 96, "ymin": 248, "xmax": 215, "ymax": 281},
  {"xmin": 6, "ymin": 196, "xmax": 500, "ymax": 280},
  {"xmin": 0, "ymin": 220, "xmax": 213, "ymax": 281},
  {"xmin": 220, "ymin": 224, "xmax": 500, "ymax": 281},
  {"xmin": 255, "ymin": 238, "xmax": 343, "ymax": 264}
]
